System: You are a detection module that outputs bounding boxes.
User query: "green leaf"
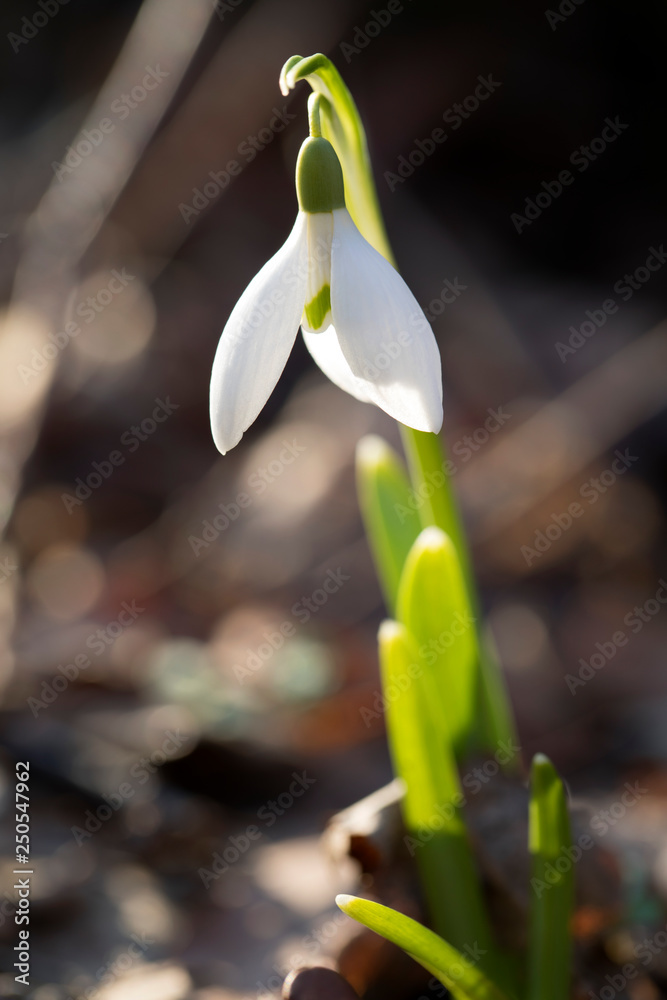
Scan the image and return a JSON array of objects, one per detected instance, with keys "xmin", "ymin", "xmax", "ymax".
[
  {"xmin": 527, "ymin": 754, "xmax": 574, "ymax": 1000},
  {"xmin": 398, "ymin": 427, "xmax": 519, "ymax": 764},
  {"xmin": 396, "ymin": 526, "xmax": 479, "ymax": 757},
  {"xmin": 356, "ymin": 435, "xmax": 420, "ymax": 613},
  {"xmin": 378, "ymin": 621, "xmax": 496, "ymax": 965},
  {"xmin": 336, "ymin": 895, "xmax": 512, "ymax": 1000}
]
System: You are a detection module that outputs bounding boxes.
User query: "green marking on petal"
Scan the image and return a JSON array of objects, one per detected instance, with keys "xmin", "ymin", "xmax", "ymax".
[{"xmin": 304, "ymin": 283, "xmax": 331, "ymax": 331}]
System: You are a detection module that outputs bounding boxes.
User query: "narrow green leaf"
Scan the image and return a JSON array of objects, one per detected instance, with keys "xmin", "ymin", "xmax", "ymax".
[
  {"xmin": 479, "ymin": 636, "xmax": 521, "ymax": 773},
  {"xmin": 378, "ymin": 621, "xmax": 496, "ymax": 965},
  {"xmin": 336, "ymin": 895, "xmax": 512, "ymax": 1000},
  {"xmin": 396, "ymin": 526, "xmax": 479, "ymax": 757},
  {"xmin": 399, "ymin": 425, "xmax": 519, "ymax": 763},
  {"xmin": 527, "ymin": 754, "xmax": 574, "ymax": 1000},
  {"xmin": 356, "ymin": 435, "xmax": 420, "ymax": 612}
]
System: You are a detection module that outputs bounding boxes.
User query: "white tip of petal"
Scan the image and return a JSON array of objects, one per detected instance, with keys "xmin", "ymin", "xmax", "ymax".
[
  {"xmin": 330, "ymin": 209, "xmax": 443, "ymax": 434},
  {"xmin": 209, "ymin": 214, "xmax": 308, "ymax": 455}
]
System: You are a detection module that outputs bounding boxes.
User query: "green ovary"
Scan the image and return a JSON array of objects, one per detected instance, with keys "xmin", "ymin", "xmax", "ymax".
[{"xmin": 304, "ymin": 283, "xmax": 331, "ymax": 332}]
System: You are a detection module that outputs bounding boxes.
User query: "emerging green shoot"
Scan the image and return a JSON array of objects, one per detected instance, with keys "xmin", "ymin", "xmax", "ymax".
[
  {"xmin": 355, "ymin": 435, "xmax": 420, "ymax": 612},
  {"xmin": 396, "ymin": 527, "xmax": 479, "ymax": 758},
  {"xmin": 336, "ymin": 895, "xmax": 514, "ymax": 1000},
  {"xmin": 527, "ymin": 754, "xmax": 574, "ymax": 1000},
  {"xmin": 378, "ymin": 621, "xmax": 497, "ymax": 969}
]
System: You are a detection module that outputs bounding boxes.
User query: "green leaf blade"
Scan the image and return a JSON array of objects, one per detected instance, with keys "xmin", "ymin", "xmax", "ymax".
[
  {"xmin": 396, "ymin": 526, "xmax": 479, "ymax": 758},
  {"xmin": 355, "ymin": 435, "xmax": 420, "ymax": 612},
  {"xmin": 336, "ymin": 895, "xmax": 512, "ymax": 1000},
  {"xmin": 527, "ymin": 754, "xmax": 574, "ymax": 1000},
  {"xmin": 398, "ymin": 426, "xmax": 519, "ymax": 762},
  {"xmin": 378, "ymin": 620, "xmax": 496, "ymax": 964}
]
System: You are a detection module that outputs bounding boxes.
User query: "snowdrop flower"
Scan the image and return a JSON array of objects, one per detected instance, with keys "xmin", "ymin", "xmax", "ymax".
[{"xmin": 210, "ymin": 131, "xmax": 442, "ymax": 455}]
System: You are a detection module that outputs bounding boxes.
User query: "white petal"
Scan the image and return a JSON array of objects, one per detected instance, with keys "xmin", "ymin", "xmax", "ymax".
[
  {"xmin": 302, "ymin": 325, "xmax": 373, "ymax": 403},
  {"xmin": 330, "ymin": 209, "xmax": 443, "ymax": 433},
  {"xmin": 210, "ymin": 213, "xmax": 308, "ymax": 454}
]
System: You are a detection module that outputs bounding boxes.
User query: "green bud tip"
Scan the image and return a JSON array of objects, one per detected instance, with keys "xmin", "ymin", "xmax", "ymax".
[
  {"xmin": 335, "ymin": 893, "xmax": 356, "ymax": 911},
  {"xmin": 356, "ymin": 434, "xmax": 393, "ymax": 469},
  {"xmin": 296, "ymin": 136, "xmax": 345, "ymax": 214},
  {"xmin": 530, "ymin": 753, "xmax": 557, "ymax": 789},
  {"xmin": 413, "ymin": 525, "xmax": 453, "ymax": 555},
  {"xmin": 378, "ymin": 619, "xmax": 405, "ymax": 645}
]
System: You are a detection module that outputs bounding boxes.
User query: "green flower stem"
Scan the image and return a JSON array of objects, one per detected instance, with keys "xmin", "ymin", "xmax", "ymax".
[
  {"xmin": 281, "ymin": 54, "xmax": 391, "ymax": 259},
  {"xmin": 307, "ymin": 92, "xmax": 322, "ymax": 138},
  {"xmin": 282, "ymin": 53, "xmax": 517, "ymax": 762},
  {"xmin": 399, "ymin": 427, "xmax": 471, "ymax": 577}
]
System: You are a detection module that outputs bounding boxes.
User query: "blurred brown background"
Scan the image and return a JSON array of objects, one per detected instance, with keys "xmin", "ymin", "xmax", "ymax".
[{"xmin": 1, "ymin": 0, "xmax": 667, "ymax": 997}]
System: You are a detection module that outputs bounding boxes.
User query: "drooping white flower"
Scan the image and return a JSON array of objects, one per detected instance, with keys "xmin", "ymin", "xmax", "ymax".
[{"xmin": 210, "ymin": 135, "xmax": 443, "ymax": 455}]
